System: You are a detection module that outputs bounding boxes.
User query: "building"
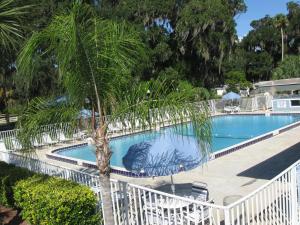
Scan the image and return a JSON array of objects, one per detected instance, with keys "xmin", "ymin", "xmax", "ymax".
[
  {"xmin": 254, "ymin": 78, "xmax": 300, "ymax": 96},
  {"xmin": 272, "ymin": 97, "xmax": 300, "ymax": 112},
  {"xmin": 214, "ymin": 86, "xmax": 227, "ymax": 96}
]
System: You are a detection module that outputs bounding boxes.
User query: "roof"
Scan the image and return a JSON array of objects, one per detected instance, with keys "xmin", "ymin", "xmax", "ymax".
[{"xmin": 255, "ymin": 78, "xmax": 300, "ymax": 87}]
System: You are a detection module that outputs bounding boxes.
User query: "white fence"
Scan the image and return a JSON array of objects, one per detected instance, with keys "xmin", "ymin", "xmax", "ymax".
[
  {"xmin": 0, "ymin": 123, "xmax": 79, "ymax": 151},
  {"xmin": 0, "ymin": 150, "xmax": 299, "ymax": 225},
  {"xmin": 212, "ymin": 95, "xmax": 273, "ymax": 113}
]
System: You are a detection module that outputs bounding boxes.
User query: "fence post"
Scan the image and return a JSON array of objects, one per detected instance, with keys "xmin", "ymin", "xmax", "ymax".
[
  {"xmin": 291, "ymin": 166, "xmax": 299, "ymax": 225},
  {"xmin": 224, "ymin": 207, "xmax": 230, "ymax": 225}
]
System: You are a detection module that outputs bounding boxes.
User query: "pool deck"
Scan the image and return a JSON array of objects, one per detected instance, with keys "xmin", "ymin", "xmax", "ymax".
[{"xmin": 24, "ymin": 113, "xmax": 300, "ymax": 206}]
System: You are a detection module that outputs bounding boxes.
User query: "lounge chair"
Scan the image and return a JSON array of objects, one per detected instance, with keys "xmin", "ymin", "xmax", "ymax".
[
  {"xmin": 108, "ymin": 123, "xmax": 122, "ymax": 133},
  {"xmin": 73, "ymin": 130, "xmax": 86, "ymax": 140},
  {"xmin": 224, "ymin": 106, "xmax": 233, "ymax": 114},
  {"xmin": 233, "ymin": 106, "xmax": 240, "ymax": 113},
  {"xmin": 58, "ymin": 131, "xmax": 72, "ymax": 143},
  {"xmin": 0, "ymin": 141, "xmax": 7, "ymax": 151},
  {"xmin": 32, "ymin": 137, "xmax": 43, "ymax": 148},
  {"xmin": 11, "ymin": 139, "xmax": 23, "ymax": 151},
  {"xmin": 42, "ymin": 133, "xmax": 56, "ymax": 145}
]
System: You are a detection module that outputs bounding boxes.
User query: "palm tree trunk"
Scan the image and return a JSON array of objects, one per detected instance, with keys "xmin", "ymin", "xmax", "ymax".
[
  {"xmin": 3, "ymin": 85, "xmax": 9, "ymax": 124},
  {"xmin": 95, "ymin": 128, "xmax": 114, "ymax": 225},
  {"xmin": 98, "ymin": 173, "xmax": 114, "ymax": 225},
  {"xmin": 281, "ymin": 27, "xmax": 284, "ymax": 62}
]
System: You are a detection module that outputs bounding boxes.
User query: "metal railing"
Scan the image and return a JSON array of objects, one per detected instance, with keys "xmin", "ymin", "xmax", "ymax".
[
  {"xmin": 0, "ymin": 123, "xmax": 79, "ymax": 151},
  {"xmin": 1, "ymin": 149, "xmax": 299, "ymax": 225},
  {"xmin": 224, "ymin": 160, "xmax": 300, "ymax": 225}
]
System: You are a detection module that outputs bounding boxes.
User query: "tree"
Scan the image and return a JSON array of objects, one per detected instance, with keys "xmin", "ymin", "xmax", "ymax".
[
  {"xmin": 17, "ymin": 3, "xmax": 211, "ymax": 225},
  {"xmin": 0, "ymin": 0, "xmax": 29, "ymax": 50},
  {"xmin": 286, "ymin": 1, "xmax": 300, "ymax": 55},
  {"xmin": 274, "ymin": 14, "xmax": 289, "ymax": 61},
  {"xmin": 0, "ymin": 0, "xmax": 29, "ymax": 123},
  {"xmin": 175, "ymin": 0, "xmax": 237, "ymax": 86},
  {"xmin": 272, "ymin": 55, "xmax": 300, "ymax": 80},
  {"xmin": 225, "ymin": 70, "xmax": 251, "ymax": 92}
]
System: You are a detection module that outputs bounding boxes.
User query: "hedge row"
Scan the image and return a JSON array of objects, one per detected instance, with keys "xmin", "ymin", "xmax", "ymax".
[
  {"xmin": 0, "ymin": 161, "xmax": 34, "ymax": 207},
  {"xmin": 0, "ymin": 162, "xmax": 101, "ymax": 225}
]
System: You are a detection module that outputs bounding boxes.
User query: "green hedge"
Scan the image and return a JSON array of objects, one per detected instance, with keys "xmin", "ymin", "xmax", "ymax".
[
  {"xmin": 0, "ymin": 161, "xmax": 34, "ymax": 207},
  {"xmin": 14, "ymin": 175, "xmax": 101, "ymax": 225}
]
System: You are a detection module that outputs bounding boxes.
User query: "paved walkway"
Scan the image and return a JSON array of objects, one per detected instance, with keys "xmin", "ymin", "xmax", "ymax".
[{"xmin": 113, "ymin": 125, "xmax": 300, "ymax": 205}]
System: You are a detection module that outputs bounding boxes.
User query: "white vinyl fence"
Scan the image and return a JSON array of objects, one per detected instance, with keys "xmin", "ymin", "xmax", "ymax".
[
  {"xmin": 0, "ymin": 150, "xmax": 299, "ymax": 225},
  {"xmin": 0, "ymin": 123, "xmax": 79, "ymax": 151},
  {"xmin": 212, "ymin": 95, "xmax": 273, "ymax": 113}
]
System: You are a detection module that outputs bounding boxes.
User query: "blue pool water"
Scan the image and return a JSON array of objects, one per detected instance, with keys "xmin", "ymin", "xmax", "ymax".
[{"xmin": 57, "ymin": 115, "xmax": 300, "ymax": 175}]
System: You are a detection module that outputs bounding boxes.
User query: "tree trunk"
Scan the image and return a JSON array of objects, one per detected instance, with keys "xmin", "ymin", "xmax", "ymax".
[
  {"xmin": 95, "ymin": 127, "xmax": 114, "ymax": 225},
  {"xmin": 99, "ymin": 174, "xmax": 114, "ymax": 225},
  {"xmin": 3, "ymin": 85, "xmax": 9, "ymax": 124},
  {"xmin": 281, "ymin": 27, "xmax": 284, "ymax": 62}
]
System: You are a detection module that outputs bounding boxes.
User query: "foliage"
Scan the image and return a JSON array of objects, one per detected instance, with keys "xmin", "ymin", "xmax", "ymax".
[
  {"xmin": 0, "ymin": 0, "xmax": 30, "ymax": 50},
  {"xmin": 245, "ymin": 51, "xmax": 273, "ymax": 81},
  {"xmin": 225, "ymin": 70, "xmax": 251, "ymax": 91},
  {"xmin": 99, "ymin": 0, "xmax": 246, "ymax": 86},
  {"xmin": 14, "ymin": 175, "xmax": 100, "ymax": 225},
  {"xmin": 0, "ymin": 161, "xmax": 33, "ymax": 207},
  {"xmin": 175, "ymin": 0, "xmax": 237, "ymax": 85},
  {"xmin": 272, "ymin": 55, "xmax": 300, "ymax": 80}
]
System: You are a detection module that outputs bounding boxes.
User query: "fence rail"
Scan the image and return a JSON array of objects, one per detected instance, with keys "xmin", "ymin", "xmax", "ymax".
[{"xmin": 0, "ymin": 150, "xmax": 299, "ymax": 225}]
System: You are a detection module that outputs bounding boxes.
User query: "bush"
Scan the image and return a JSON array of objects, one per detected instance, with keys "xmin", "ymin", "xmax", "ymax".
[
  {"xmin": 14, "ymin": 175, "xmax": 101, "ymax": 225},
  {"xmin": 272, "ymin": 55, "xmax": 300, "ymax": 80},
  {"xmin": 0, "ymin": 161, "xmax": 33, "ymax": 207}
]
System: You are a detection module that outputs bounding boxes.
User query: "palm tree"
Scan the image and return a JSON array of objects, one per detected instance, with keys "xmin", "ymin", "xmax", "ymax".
[
  {"xmin": 0, "ymin": 0, "xmax": 29, "ymax": 50},
  {"xmin": 0, "ymin": 0, "xmax": 29, "ymax": 123},
  {"xmin": 274, "ymin": 14, "xmax": 289, "ymax": 62},
  {"xmin": 17, "ymin": 2, "xmax": 211, "ymax": 225}
]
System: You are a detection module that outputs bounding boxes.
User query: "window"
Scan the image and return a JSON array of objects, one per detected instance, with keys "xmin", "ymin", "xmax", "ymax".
[{"xmin": 291, "ymin": 100, "xmax": 300, "ymax": 107}]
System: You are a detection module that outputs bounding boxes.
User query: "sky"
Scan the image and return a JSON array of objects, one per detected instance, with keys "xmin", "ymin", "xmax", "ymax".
[{"xmin": 235, "ymin": 0, "xmax": 292, "ymax": 38}]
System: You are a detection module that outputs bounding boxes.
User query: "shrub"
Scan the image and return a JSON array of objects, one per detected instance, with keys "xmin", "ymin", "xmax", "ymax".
[
  {"xmin": 0, "ymin": 161, "xmax": 33, "ymax": 207},
  {"xmin": 14, "ymin": 175, "xmax": 101, "ymax": 225},
  {"xmin": 272, "ymin": 55, "xmax": 300, "ymax": 80}
]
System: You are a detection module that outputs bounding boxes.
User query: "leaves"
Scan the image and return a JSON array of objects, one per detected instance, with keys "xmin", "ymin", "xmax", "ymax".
[
  {"xmin": 0, "ymin": 0, "xmax": 30, "ymax": 50},
  {"xmin": 272, "ymin": 55, "xmax": 300, "ymax": 80}
]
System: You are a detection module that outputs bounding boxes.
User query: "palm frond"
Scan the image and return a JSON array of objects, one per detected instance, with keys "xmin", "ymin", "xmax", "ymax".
[
  {"xmin": 0, "ymin": 0, "xmax": 31, "ymax": 49},
  {"xmin": 17, "ymin": 97, "xmax": 80, "ymax": 149},
  {"xmin": 112, "ymin": 79, "xmax": 212, "ymax": 155}
]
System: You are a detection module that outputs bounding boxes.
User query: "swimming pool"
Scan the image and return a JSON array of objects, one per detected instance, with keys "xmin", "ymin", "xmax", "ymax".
[{"xmin": 55, "ymin": 114, "xmax": 300, "ymax": 176}]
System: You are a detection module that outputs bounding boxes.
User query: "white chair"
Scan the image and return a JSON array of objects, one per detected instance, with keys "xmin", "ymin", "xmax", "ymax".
[
  {"xmin": 224, "ymin": 106, "xmax": 233, "ymax": 113},
  {"xmin": 11, "ymin": 139, "xmax": 23, "ymax": 151},
  {"xmin": 32, "ymin": 137, "xmax": 43, "ymax": 148},
  {"xmin": 0, "ymin": 141, "xmax": 7, "ymax": 151},
  {"xmin": 182, "ymin": 206, "xmax": 212, "ymax": 224},
  {"xmin": 42, "ymin": 133, "xmax": 56, "ymax": 145},
  {"xmin": 108, "ymin": 123, "xmax": 122, "ymax": 133},
  {"xmin": 191, "ymin": 182, "xmax": 209, "ymax": 202},
  {"xmin": 58, "ymin": 131, "xmax": 72, "ymax": 143},
  {"xmin": 233, "ymin": 106, "xmax": 240, "ymax": 113},
  {"xmin": 124, "ymin": 120, "xmax": 132, "ymax": 130}
]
